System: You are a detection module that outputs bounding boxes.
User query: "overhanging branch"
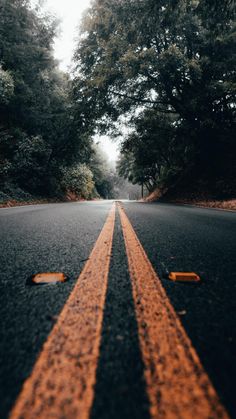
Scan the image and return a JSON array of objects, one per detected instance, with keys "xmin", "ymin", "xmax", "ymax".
[{"xmin": 109, "ymin": 90, "xmax": 177, "ymax": 114}]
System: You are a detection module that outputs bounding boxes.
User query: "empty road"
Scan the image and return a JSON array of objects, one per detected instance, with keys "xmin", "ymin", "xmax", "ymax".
[{"xmin": 0, "ymin": 201, "xmax": 235, "ymax": 418}]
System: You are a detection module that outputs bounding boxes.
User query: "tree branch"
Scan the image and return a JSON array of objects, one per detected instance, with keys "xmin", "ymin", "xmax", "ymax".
[{"xmin": 109, "ymin": 90, "xmax": 178, "ymax": 113}]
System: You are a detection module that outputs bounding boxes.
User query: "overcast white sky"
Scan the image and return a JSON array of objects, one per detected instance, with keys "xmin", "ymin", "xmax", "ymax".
[{"xmin": 39, "ymin": 0, "xmax": 119, "ymax": 161}]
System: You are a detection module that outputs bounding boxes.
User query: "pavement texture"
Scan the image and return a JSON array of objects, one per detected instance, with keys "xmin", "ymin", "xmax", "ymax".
[
  {"xmin": 122, "ymin": 202, "xmax": 236, "ymax": 418},
  {"xmin": 0, "ymin": 201, "xmax": 235, "ymax": 418},
  {"xmin": 91, "ymin": 210, "xmax": 150, "ymax": 419},
  {"xmin": 0, "ymin": 202, "xmax": 112, "ymax": 418}
]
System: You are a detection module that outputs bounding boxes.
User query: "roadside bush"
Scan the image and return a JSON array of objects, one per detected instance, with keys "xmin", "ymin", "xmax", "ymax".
[
  {"xmin": 13, "ymin": 134, "xmax": 52, "ymax": 194},
  {"xmin": 61, "ymin": 164, "xmax": 95, "ymax": 199},
  {"xmin": 0, "ymin": 184, "xmax": 35, "ymax": 204},
  {"xmin": 1, "ymin": 183, "xmax": 34, "ymax": 202},
  {"xmin": 0, "ymin": 67, "xmax": 14, "ymax": 105},
  {"xmin": 0, "ymin": 191, "xmax": 11, "ymax": 204}
]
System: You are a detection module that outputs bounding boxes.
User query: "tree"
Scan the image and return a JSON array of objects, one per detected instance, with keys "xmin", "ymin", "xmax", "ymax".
[
  {"xmin": 0, "ymin": 0, "xmax": 93, "ymax": 199},
  {"xmin": 0, "ymin": 66, "xmax": 14, "ymax": 104},
  {"xmin": 88, "ymin": 143, "xmax": 116, "ymax": 198},
  {"xmin": 74, "ymin": 0, "xmax": 235, "ymax": 123},
  {"xmin": 61, "ymin": 163, "xmax": 95, "ymax": 199},
  {"xmin": 74, "ymin": 0, "xmax": 236, "ymax": 194},
  {"xmin": 118, "ymin": 109, "xmax": 193, "ymax": 191}
]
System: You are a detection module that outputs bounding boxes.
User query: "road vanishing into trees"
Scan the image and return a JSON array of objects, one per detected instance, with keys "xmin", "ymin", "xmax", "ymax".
[{"xmin": 0, "ymin": 201, "xmax": 235, "ymax": 419}]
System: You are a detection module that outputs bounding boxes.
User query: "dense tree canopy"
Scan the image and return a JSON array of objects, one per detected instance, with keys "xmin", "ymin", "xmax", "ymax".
[
  {"xmin": 0, "ymin": 0, "xmax": 100, "ymax": 200},
  {"xmin": 1, "ymin": 1, "xmax": 62, "ymax": 194},
  {"xmin": 74, "ymin": 0, "xmax": 236, "ymax": 196}
]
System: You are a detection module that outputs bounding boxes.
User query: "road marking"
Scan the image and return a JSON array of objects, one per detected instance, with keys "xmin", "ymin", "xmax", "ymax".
[
  {"xmin": 168, "ymin": 272, "xmax": 200, "ymax": 283},
  {"xmin": 10, "ymin": 203, "xmax": 116, "ymax": 419},
  {"xmin": 117, "ymin": 203, "xmax": 229, "ymax": 419},
  {"xmin": 30, "ymin": 272, "xmax": 68, "ymax": 285}
]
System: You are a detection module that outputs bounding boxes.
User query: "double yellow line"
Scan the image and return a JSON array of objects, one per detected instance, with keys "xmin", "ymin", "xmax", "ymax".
[{"xmin": 10, "ymin": 202, "xmax": 228, "ymax": 419}]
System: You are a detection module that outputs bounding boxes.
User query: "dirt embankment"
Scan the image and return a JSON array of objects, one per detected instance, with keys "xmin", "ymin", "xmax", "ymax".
[
  {"xmin": 0, "ymin": 189, "xmax": 94, "ymax": 208},
  {"xmin": 144, "ymin": 180, "xmax": 236, "ymax": 211},
  {"xmin": 0, "ymin": 198, "xmax": 62, "ymax": 208}
]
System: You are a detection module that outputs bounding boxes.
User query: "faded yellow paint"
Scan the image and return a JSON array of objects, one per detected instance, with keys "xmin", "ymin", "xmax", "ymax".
[
  {"xmin": 118, "ymin": 202, "xmax": 228, "ymax": 419},
  {"xmin": 10, "ymin": 203, "xmax": 116, "ymax": 419}
]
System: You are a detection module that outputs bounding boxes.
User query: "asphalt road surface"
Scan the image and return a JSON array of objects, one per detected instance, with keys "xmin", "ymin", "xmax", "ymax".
[{"xmin": 0, "ymin": 201, "xmax": 235, "ymax": 418}]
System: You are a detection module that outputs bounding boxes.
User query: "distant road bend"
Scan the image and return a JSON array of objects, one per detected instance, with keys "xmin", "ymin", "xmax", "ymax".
[{"xmin": 0, "ymin": 200, "xmax": 235, "ymax": 419}]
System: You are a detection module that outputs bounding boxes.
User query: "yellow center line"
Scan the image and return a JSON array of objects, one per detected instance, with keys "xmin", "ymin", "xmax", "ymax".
[
  {"xmin": 10, "ymin": 203, "xmax": 116, "ymax": 419},
  {"xmin": 117, "ymin": 203, "xmax": 229, "ymax": 419}
]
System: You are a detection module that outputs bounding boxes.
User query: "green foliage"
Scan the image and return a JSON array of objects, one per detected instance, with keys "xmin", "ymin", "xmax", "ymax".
[
  {"xmin": 74, "ymin": 0, "xmax": 236, "ymax": 194},
  {"xmin": 0, "ymin": 0, "xmax": 94, "ymax": 200},
  {"xmin": 75, "ymin": 0, "xmax": 235, "ymax": 125},
  {"xmin": 60, "ymin": 164, "xmax": 95, "ymax": 199},
  {"xmin": 0, "ymin": 183, "xmax": 34, "ymax": 203},
  {"xmin": 118, "ymin": 109, "xmax": 196, "ymax": 190},
  {"xmin": 0, "ymin": 128, "xmax": 52, "ymax": 192},
  {"xmin": 0, "ymin": 66, "xmax": 14, "ymax": 104},
  {"xmin": 88, "ymin": 143, "xmax": 115, "ymax": 198},
  {"xmin": 12, "ymin": 134, "xmax": 52, "ymax": 193},
  {"xmin": 0, "ymin": 0, "xmax": 59, "ymax": 131}
]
